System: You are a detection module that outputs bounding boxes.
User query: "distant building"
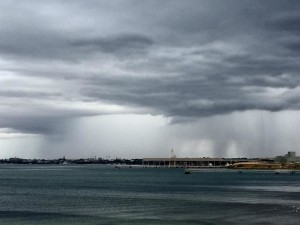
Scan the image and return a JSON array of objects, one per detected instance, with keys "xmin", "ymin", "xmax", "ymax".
[
  {"xmin": 142, "ymin": 157, "xmax": 257, "ymax": 168},
  {"xmin": 274, "ymin": 152, "xmax": 300, "ymax": 163}
]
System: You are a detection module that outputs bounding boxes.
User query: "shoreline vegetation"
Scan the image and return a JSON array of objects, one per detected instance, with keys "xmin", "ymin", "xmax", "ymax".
[{"xmin": 0, "ymin": 157, "xmax": 143, "ymax": 165}]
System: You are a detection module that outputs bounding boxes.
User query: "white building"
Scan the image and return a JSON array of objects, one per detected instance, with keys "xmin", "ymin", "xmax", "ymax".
[{"xmin": 275, "ymin": 152, "xmax": 300, "ymax": 163}]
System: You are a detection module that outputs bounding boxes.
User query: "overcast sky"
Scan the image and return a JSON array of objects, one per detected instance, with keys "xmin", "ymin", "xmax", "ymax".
[{"xmin": 1, "ymin": 0, "xmax": 300, "ymax": 159}]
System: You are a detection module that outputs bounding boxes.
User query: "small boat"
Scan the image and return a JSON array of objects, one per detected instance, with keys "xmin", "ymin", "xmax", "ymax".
[
  {"xmin": 274, "ymin": 169, "xmax": 280, "ymax": 174},
  {"xmin": 274, "ymin": 169, "xmax": 293, "ymax": 174},
  {"xmin": 274, "ymin": 169, "xmax": 295, "ymax": 175},
  {"xmin": 184, "ymin": 168, "xmax": 191, "ymax": 174}
]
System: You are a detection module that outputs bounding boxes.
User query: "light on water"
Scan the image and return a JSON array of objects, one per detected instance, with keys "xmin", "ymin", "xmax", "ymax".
[{"xmin": 0, "ymin": 165, "xmax": 299, "ymax": 225}]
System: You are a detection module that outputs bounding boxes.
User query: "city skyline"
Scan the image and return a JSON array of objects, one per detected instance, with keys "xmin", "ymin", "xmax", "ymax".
[{"xmin": 1, "ymin": 0, "xmax": 300, "ymax": 159}]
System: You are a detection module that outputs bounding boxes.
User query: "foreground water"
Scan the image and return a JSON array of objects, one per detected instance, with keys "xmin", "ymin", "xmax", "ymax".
[{"xmin": 0, "ymin": 165, "xmax": 299, "ymax": 225}]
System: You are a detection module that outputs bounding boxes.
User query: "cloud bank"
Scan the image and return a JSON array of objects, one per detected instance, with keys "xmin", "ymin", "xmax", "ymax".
[{"xmin": 1, "ymin": 0, "xmax": 300, "ymax": 158}]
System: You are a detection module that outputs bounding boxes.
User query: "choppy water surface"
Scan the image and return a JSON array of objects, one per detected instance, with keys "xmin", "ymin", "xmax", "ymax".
[{"xmin": 0, "ymin": 165, "xmax": 299, "ymax": 225}]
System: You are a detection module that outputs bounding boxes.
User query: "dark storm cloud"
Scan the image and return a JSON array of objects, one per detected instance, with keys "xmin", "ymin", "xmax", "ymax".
[
  {"xmin": 267, "ymin": 14, "xmax": 300, "ymax": 34},
  {"xmin": 0, "ymin": 31, "xmax": 153, "ymax": 61},
  {"xmin": 0, "ymin": 115, "xmax": 66, "ymax": 135},
  {"xmin": 70, "ymin": 34, "xmax": 154, "ymax": 53},
  {"xmin": 284, "ymin": 41, "xmax": 300, "ymax": 53},
  {"xmin": 81, "ymin": 71, "xmax": 298, "ymax": 120},
  {"xmin": 1, "ymin": 0, "xmax": 300, "ymax": 135}
]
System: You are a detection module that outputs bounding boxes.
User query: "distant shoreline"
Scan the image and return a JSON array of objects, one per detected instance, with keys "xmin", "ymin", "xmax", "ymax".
[
  {"xmin": 0, "ymin": 157, "xmax": 143, "ymax": 165},
  {"xmin": 228, "ymin": 162, "xmax": 300, "ymax": 170}
]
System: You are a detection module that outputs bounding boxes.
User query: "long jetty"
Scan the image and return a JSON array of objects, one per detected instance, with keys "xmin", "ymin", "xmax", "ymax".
[{"xmin": 142, "ymin": 157, "xmax": 259, "ymax": 168}]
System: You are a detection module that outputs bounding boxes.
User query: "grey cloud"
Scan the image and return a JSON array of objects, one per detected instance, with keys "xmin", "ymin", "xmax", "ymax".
[
  {"xmin": 223, "ymin": 55, "xmax": 300, "ymax": 85},
  {"xmin": 0, "ymin": 115, "xmax": 67, "ymax": 135},
  {"xmin": 0, "ymin": 100, "xmax": 104, "ymax": 135},
  {"xmin": 70, "ymin": 34, "xmax": 154, "ymax": 53},
  {"xmin": 79, "ymin": 69, "xmax": 296, "ymax": 120},
  {"xmin": 0, "ymin": 32, "xmax": 154, "ymax": 61},
  {"xmin": 0, "ymin": 2, "xmax": 154, "ymax": 61},
  {"xmin": 283, "ymin": 41, "xmax": 300, "ymax": 53},
  {"xmin": 267, "ymin": 14, "xmax": 300, "ymax": 34},
  {"xmin": 0, "ymin": 89, "xmax": 62, "ymax": 99},
  {"xmin": 1, "ymin": 0, "xmax": 300, "ymax": 137},
  {"xmin": 264, "ymin": 12, "xmax": 300, "ymax": 55}
]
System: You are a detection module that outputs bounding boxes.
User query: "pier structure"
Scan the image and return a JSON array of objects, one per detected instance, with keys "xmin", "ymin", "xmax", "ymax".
[{"xmin": 142, "ymin": 157, "xmax": 257, "ymax": 168}]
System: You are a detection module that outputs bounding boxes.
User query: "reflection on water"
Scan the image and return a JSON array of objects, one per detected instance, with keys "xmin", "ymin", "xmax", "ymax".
[{"xmin": 0, "ymin": 165, "xmax": 299, "ymax": 225}]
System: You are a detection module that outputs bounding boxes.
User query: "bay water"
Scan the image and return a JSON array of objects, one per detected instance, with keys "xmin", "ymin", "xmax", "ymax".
[{"xmin": 0, "ymin": 165, "xmax": 299, "ymax": 225}]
